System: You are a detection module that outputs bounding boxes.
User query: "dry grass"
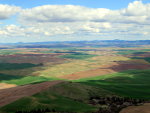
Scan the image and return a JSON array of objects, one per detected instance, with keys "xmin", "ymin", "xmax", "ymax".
[
  {"xmin": 34, "ymin": 55, "xmax": 130, "ymax": 78},
  {"xmin": 0, "ymin": 83, "xmax": 16, "ymax": 90}
]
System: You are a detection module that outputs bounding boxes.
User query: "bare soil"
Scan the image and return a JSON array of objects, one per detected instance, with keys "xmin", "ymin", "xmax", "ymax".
[
  {"xmin": 0, "ymin": 54, "xmax": 66, "ymax": 64},
  {"xmin": 120, "ymin": 103, "xmax": 150, "ymax": 113}
]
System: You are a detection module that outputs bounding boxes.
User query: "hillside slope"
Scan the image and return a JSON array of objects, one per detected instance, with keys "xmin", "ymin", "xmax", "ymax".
[{"xmin": 0, "ymin": 80, "xmax": 63, "ymax": 107}]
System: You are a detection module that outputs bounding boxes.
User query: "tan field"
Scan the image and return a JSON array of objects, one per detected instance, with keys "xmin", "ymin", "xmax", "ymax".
[
  {"xmin": 60, "ymin": 62, "xmax": 150, "ymax": 80},
  {"xmin": 0, "ymin": 83, "xmax": 16, "ymax": 90},
  {"xmin": 120, "ymin": 103, "xmax": 150, "ymax": 113}
]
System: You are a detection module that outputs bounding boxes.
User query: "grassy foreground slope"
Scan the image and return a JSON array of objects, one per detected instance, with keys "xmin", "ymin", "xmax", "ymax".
[
  {"xmin": 0, "ymin": 92, "xmax": 95, "ymax": 113},
  {"xmin": 76, "ymin": 69, "xmax": 150, "ymax": 99},
  {"xmin": 0, "ymin": 82, "xmax": 114, "ymax": 113}
]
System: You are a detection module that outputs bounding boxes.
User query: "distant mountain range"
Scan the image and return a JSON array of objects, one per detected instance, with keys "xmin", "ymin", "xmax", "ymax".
[{"xmin": 0, "ymin": 40, "xmax": 150, "ymax": 48}]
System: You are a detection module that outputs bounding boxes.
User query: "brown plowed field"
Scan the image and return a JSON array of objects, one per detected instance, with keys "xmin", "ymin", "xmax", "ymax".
[
  {"xmin": 139, "ymin": 53, "xmax": 150, "ymax": 57},
  {"xmin": 61, "ymin": 63, "xmax": 150, "ymax": 80},
  {"xmin": 120, "ymin": 103, "xmax": 150, "ymax": 113},
  {"xmin": 0, "ymin": 80, "xmax": 63, "ymax": 107},
  {"xmin": 0, "ymin": 54, "xmax": 66, "ymax": 64}
]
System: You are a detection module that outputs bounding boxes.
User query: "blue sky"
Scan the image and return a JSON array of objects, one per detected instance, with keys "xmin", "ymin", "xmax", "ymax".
[
  {"xmin": 1, "ymin": 0, "xmax": 149, "ymax": 9},
  {"xmin": 0, "ymin": 0, "xmax": 150, "ymax": 42},
  {"xmin": 0, "ymin": 0, "xmax": 143, "ymax": 9}
]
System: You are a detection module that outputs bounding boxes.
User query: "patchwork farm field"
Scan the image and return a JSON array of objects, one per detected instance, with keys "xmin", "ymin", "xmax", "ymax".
[{"xmin": 0, "ymin": 41, "xmax": 150, "ymax": 113}]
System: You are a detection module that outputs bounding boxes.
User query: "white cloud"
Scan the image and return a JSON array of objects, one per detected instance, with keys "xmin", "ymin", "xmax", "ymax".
[
  {"xmin": 0, "ymin": 4, "xmax": 20, "ymax": 20},
  {"xmin": 0, "ymin": 30, "xmax": 8, "ymax": 35},
  {"xmin": 0, "ymin": 24, "xmax": 75, "ymax": 37},
  {"xmin": 19, "ymin": 5, "xmax": 112, "ymax": 24},
  {"xmin": 19, "ymin": 1, "xmax": 150, "ymax": 25},
  {"xmin": 0, "ymin": 1, "xmax": 150, "ymax": 40},
  {"xmin": 122, "ymin": 1, "xmax": 150, "ymax": 16}
]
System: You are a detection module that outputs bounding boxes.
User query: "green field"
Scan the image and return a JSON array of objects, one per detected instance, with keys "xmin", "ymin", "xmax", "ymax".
[
  {"xmin": 59, "ymin": 53, "xmax": 97, "ymax": 59},
  {"xmin": 0, "ymin": 63, "xmax": 40, "ymax": 70},
  {"xmin": 132, "ymin": 57, "xmax": 150, "ymax": 63},
  {"xmin": 0, "ymin": 50, "xmax": 22, "ymax": 55},
  {"xmin": 115, "ymin": 49, "xmax": 150, "ymax": 55},
  {"xmin": 76, "ymin": 69, "xmax": 150, "ymax": 99},
  {"xmin": 0, "ymin": 92, "xmax": 96, "ymax": 113},
  {"xmin": 1, "ymin": 76, "xmax": 58, "ymax": 85}
]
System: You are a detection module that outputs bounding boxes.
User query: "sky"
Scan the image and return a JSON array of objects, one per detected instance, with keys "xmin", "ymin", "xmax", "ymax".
[{"xmin": 0, "ymin": 0, "xmax": 150, "ymax": 43}]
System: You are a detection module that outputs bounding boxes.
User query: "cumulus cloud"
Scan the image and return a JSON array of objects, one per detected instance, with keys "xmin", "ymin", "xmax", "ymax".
[
  {"xmin": 0, "ymin": 24, "xmax": 75, "ymax": 37},
  {"xmin": 19, "ymin": 5, "xmax": 112, "ymax": 24},
  {"xmin": 19, "ymin": 1, "xmax": 150, "ymax": 25},
  {"xmin": 0, "ymin": 4, "xmax": 20, "ymax": 20},
  {"xmin": 0, "ymin": 1, "xmax": 150, "ymax": 40},
  {"xmin": 122, "ymin": 1, "xmax": 150, "ymax": 16}
]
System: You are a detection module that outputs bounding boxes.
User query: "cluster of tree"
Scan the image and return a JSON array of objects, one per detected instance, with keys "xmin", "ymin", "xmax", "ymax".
[{"xmin": 89, "ymin": 96, "xmax": 146, "ymax": 113}]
